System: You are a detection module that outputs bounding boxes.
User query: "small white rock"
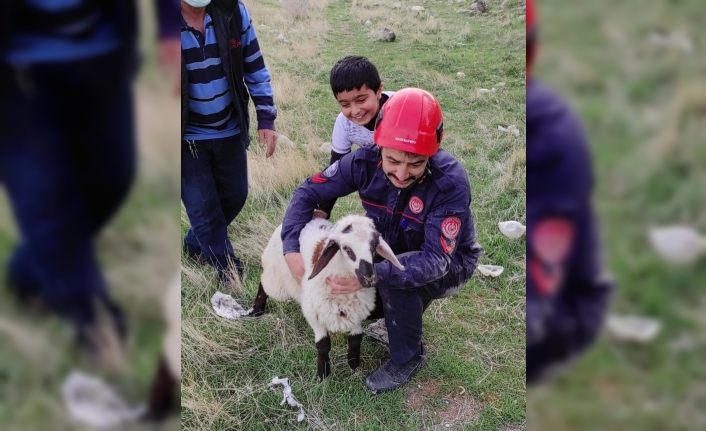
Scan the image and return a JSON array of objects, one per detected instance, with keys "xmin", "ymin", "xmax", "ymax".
[
  {"xmin": 318, "ymin": 142, "xmax": 332, "ymax": 153},
  {"xmin": 498, "ymin": 220, "xmax": 526, "ymax": 239},
  {"xmin": 457, "ymin": 71, "xmax": 466, "ymax": 78},
  {"xmin": 411, "ymin": 5, "xmax": 425, "ymax": 12},
  {"xmin": 606, "ymin": 315, "xmax": 661, "ymax": 343},
  {"xmin": 477, "ymin": 264, "xmax": 504, "ymax": 277},
  {"xmin": 276, "ymin": 133, "xmax": 297, "ymax": 149},
  {"xmin": 498, "ymin": 125, "xmax": 520, "ymax": 137},
  {"xmin": 649, "ymin": 225, "xmax": 706, "ymax": 265}
]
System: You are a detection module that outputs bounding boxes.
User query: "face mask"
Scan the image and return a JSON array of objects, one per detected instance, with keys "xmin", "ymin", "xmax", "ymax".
[{"xmin": 184, "ymin": 0, "xmax": 211, "ymax": 7}]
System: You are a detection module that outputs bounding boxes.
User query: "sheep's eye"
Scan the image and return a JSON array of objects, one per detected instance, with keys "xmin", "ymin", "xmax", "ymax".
[
  {"xmin": 342, "ymin": 224, "xmax": 353, "ymax": 234},
  {"xmin": 343, "ymin": 246, "xmax": 356, "ymax": 261}
]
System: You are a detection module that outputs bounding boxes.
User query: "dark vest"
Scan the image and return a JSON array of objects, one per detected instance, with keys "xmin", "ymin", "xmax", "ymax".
[{"xmin": 181, "ymin": 0, "xmax": 250, "ymax": 145}]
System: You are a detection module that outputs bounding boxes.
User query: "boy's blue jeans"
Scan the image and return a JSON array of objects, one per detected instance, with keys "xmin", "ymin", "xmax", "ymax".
[
  {"xmin": 181, "ymin": 135, "xmax": 248, "ymax": 273},
  {"xmin": 0, "ymin": 51, "xmax": 135, "ymax": 325}
]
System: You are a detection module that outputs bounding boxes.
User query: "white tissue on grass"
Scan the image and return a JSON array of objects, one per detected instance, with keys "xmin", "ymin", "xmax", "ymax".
[
  {"xmin": 606, "ymin": 315, "xmax": 661, "ymax": 343},
  {"xmin": 477, "ymin": 264, "xmax": 504, "ymax": 277},
  {"xmin": 649, "ymin": 225, "xmax": 706, "ymax": 265},
  {"xmin": 269, "ymin": 377, "xmax": 305, "ymax": 422},
  {"xmin": 498, "ymin": 125, "xmax": 520, "ymax": 137},
  {"xmin": 211, "ymin": 291, "xmax": 252, "ymax": 319},
  {"xmin": 647, "ymin": 31, "xmax": 693, "ymax": 54},
  {"xmin": 498, "ymin": 220, "xmax": 526, "ymax": 239},
  {"xmin": 62, "ymin": 371, "xmax": 146, "ymax": 429}
]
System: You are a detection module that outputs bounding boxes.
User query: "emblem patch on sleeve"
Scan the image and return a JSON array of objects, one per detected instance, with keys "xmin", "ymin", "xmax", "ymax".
[
  {"xmin": 440, "ymin": 216, "xmax": 462, "ymax": 239},
  {"xmin": 311, "ymin": 172, "xmax": 328, "ymax": 184},
  {"xmin": 323, "ymin": 161, "xmax": 339, "ymax": 178},
  {"xmin": 409, "ymin": 196, "xmax": 424, "ymax": 214},
  {"xmin": 529, "ymin": 217, "xmax": 575, "ymax": 296},
  {"xmin": 440, "ymin": 236, "xmax": 456, "ymax": 254}
]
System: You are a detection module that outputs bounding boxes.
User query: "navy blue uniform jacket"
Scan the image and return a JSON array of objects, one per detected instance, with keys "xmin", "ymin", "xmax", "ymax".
[{"xmin": 282, "ymin": 147, "xmax": 482, "ymax": 290}]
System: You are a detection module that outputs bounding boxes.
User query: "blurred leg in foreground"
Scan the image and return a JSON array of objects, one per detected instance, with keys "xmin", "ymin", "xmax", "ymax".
[
  {"xmin": 526, "ymin": 0, "xmax": 614, "ymax": 384},
  {"xmin": 0, "ymin": 54, "xmax": 134, "ymax": 357}
]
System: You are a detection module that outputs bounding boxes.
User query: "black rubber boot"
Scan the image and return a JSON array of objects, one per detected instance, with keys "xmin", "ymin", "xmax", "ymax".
[{"xmin": 365, "ymin": 345, "xmax": 426, "ymax": 394}]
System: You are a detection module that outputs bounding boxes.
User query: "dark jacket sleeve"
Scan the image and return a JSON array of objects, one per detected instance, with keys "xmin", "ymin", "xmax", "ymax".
[
  {"xmin": 156, "ymin": 0, "xmax": 180, "ymax": 39},
  {"xmin": 281, "ymin": 154, "xmax": 360, "ymax": 254},
  {"xmin": 374, "ymin": 189, "xmax": 473, "ymax": 289}
]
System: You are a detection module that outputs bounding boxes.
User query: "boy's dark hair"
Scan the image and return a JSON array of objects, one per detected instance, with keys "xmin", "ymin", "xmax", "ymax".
[{"xmin": 329, "ymin": 56, "xmax": 381, "ymax": 96}]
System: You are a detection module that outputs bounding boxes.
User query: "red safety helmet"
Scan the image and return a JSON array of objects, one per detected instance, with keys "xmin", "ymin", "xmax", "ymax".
[{"xmin": 374, "ymin": 88, "xmax": 443, "ymax": 156}]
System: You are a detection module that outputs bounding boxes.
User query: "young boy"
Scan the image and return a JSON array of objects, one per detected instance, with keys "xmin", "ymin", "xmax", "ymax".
[{"xmin": 317, "ymin": 56, "xmax": 394, "ymax": 217}]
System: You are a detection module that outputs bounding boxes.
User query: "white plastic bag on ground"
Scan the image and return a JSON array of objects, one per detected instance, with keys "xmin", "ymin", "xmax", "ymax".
[
  {"xmin": 498, "ymin": 125, "xmax": 520, "ymax": 137},
  {"xmin": 606, "ymin": 314, "xmax": 661, "ymax": 343},
  {"xmin": 477, "ymin": 264, "xmax": 504, "ymax": 277},
  {"xmin": 211, "ymin": 291, "xmax": 252, "ymax": 320},
  {"xmin": 498, "ymin": 221, "xmax": 526, "ymax": 239},
  {"xmin": 62, "ymin": 371, "xmax": 145, "ymax": 429},
  {"xmin": 649, "ymin": 225, "xmax": 706, "ymax": 265},
  {"xmin": 269, "ymin": 377, "xmax": 305, "ymax": 422}
]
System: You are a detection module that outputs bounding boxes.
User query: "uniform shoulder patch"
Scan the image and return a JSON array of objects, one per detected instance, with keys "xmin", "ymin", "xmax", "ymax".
[
  {"xmin": 531, "ymin": 217, "xmax": 574, "ymax": 264},
  {"xmin": 529, "ymin": 217, "xmax": 575, "ymax": 296},
  {"xmin": 409, "ymin": 196, "xmax": 424, "ymax": 214},
  {"xmin": 323, "ymin": 161, "xmax": 339, "ymax": 178},
  {"xmin": 311, "ymin": 172, "xmax": 328, "ymax": 184},
  {"xmin": 441, "ymin": 216, "xmax": 462, "ymax": 239},
  {"xmin": 440, "ymin": 236, "xmax": 456, "ymax": 254}
]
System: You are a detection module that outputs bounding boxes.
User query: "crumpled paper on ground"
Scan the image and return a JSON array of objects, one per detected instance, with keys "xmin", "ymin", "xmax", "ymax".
[
  {"xmin": 211, "ymin": 291, "xmax": 253, "ymax": 319},
  {"xmin": 498, "ymin": 220, "xmax": 526, "ymax": 239},
  {"xmin": 649, "ymin": 225, "xmax": 706, "ymax": 265},
  {"xmin": 477, "ymin": 264, "xmax": 504, "ymax": 277},
  {"xmin": 606, "ymin": 314, "xmax": 661, "ymax": 343},
  {"xmin": 269, "ymin": 377, "xmax": 305, "ymax": 422},
  {"xmin": 364, "ymin": 318, "xmax": 389, "ymax": 345},
  {"xmin": 497, "ymin": 125, "xmax": 520, "ymax": 137},
  {"xmin": 62, "ymin": 371, "xmax": 145, "ymax": 429}
]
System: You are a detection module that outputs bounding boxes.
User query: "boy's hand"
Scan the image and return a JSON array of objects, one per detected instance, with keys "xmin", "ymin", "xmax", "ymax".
[
  {"xmin": 326, "ymin": 275, "xmax": 362, "ymax": 294},
  {"xmin": 284, "ymin": 252, "xmax": 305, "ymax": 285},
  {"xmin": 259, "ymin": 129, "xmax": 277, "ymax": 157}
]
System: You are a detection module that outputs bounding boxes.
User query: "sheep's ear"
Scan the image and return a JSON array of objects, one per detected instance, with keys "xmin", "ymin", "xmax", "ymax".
[
  {"xmin": 309, "ymin": 240, "xmax": 340, "ymax": 280},
  {"xmin": 376, "ymin": 238, "xmax": 405, "ymax": 270}
]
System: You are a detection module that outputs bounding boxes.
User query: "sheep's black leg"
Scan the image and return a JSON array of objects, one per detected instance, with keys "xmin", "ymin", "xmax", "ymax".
[
  {"xmin": 347, "ymin": 333, "xmax": 363, "ymax": 370},
  {"xmin": 315, "ymin": 335, "xmax": 331, "ymax": 380},
  {"xmin": 249, "ymin": 283, "xmax": 268, "ymax": 316},
  {"xmin": 143, "ymin": 356, "xmax": 177, "ymax": 421}
]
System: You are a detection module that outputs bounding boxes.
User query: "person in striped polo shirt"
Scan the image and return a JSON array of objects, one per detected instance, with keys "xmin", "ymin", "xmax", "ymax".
[{"xmin": 180, "ymin": 0, "xmax": 277, "ymax": 284}]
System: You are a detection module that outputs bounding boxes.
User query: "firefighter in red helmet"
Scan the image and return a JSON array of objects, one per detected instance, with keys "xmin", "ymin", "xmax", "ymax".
[{"xmin": 256, "ymin": 88, "xmax": 482, "ymax": 393}]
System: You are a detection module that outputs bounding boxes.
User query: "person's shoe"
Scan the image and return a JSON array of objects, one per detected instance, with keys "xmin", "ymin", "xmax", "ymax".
[
  {"xmin": 365, "ymin": 347, "xmax": 427, "ymax": 394},
  {"xmin": 233, "ymin": 257, "xmax": 245, "ymax": 280},
  {"xmin": 182, "ymin": 242, "xmax": 207, "ymax": 265},
  {"xmin": 364, "ymin": 318, "xmax": 389, "ymax": 345},
  {"xmin": 218, "ymin": 257, "xmax": 245, "ymax": 289},
  {"xmin": 73, "ymin": 297, "xmax": 128, "ymax": 371},
  {"xmin": 6, "ymin": 262, "xmax": 48, "ymax": 313}
]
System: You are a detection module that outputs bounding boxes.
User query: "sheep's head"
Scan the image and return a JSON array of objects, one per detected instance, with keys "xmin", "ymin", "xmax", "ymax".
[{"xmin": 308, "ymin": 215, "xmax": 405, "ymax": 288}]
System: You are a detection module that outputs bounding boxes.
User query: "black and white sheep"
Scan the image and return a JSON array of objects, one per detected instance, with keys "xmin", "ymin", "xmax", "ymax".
[{"xmin": 251, "ymin": 214, "xmax": 404, "ymax": 379}]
